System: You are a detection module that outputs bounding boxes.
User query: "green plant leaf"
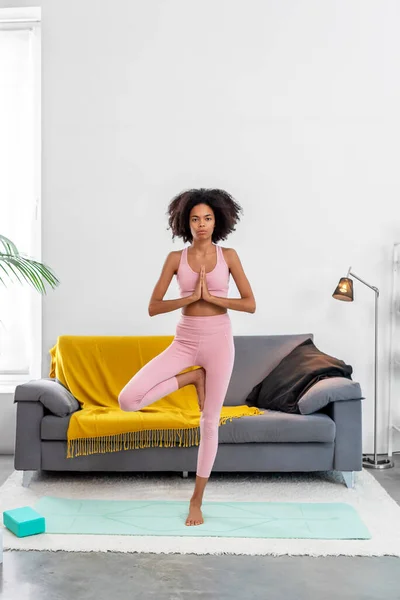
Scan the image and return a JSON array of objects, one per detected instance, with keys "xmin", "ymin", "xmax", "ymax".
[{"xmin": 0, "ymin": 234, "xmax": 60, "ymax": 294}]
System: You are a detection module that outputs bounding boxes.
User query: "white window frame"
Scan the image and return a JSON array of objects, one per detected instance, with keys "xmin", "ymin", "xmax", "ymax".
[{"xmin": 0, "ymin": 7, "xmax": 42, "ymax": 394}]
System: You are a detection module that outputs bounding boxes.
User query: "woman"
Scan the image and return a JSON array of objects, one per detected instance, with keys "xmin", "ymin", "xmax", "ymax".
[{"xmin": 118, "ymin": 188, "xmax": 256, "ymax": 526}]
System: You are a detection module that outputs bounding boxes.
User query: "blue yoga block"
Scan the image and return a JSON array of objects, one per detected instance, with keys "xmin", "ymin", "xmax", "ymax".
[{"xmin": 3, "ymin": 506, "xmax": 45, "ymax": 538}]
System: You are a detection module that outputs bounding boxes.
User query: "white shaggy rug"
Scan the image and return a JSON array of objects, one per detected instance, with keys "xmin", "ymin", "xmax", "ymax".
[{"xmin": 1, "ymin": 469, "xmax": 400, "ymax": 556}]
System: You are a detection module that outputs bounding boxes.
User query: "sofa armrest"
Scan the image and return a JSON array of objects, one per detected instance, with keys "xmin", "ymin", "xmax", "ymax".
[
  {"xmin": 14, "ymin": 400, "xmax": 44, "ymax": 470},
  {"xmin": 14, "ymin": 377, "xmax": 80, "ymax": 417},
  {"xmin": 298, "ymin": 377, "xmax": 363, "ymax": 415},
  {"xmin": 324, "ymin": 398, "xmax": 363, "ymax": 471}
]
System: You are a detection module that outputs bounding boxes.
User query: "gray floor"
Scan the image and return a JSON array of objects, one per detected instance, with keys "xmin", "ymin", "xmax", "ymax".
[{"xmin": 1, "ymin": 455, "xmax": 400, "ymax": 600}]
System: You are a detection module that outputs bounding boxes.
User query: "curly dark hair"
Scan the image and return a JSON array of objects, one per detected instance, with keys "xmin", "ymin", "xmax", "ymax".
[{"xmin": 166, "ymin": 188, "xmax": 243, "ymax": 244}]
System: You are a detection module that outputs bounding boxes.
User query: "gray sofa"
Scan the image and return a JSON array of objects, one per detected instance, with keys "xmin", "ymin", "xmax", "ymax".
[{"xmin": 13, "ymin": 334, "xmax": 363, "ymax": 489}]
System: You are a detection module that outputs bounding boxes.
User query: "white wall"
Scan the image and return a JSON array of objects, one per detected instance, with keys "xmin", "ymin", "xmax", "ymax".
[{"xmin": 1, "ymin": 0, "xmax": 400, "ymax": 455}]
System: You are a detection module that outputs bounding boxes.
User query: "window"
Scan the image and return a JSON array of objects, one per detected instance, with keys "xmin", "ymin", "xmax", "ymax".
[{"xmin": 0, "ymin": 7, "xmax": 41, "ymax": 392}]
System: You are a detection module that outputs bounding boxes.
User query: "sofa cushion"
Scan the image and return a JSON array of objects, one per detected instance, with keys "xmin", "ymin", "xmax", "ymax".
[
  {"xmin": 298, "ymin": 377, "xmax": 364, "ymax": 415},
  {"xmin": 15, "ymin": 378, "xmax": 80, "ymax": 417},
  {"xmin": 41, "ymin": 409, "xmax": 335, "ymax": 444},
  {"xmin": 219, "ymin": 410, "xmax": 335, "ymax": 443},
  {"xmin": 41, "ymin": 414, "xmax": 72, "ymax": 440}
]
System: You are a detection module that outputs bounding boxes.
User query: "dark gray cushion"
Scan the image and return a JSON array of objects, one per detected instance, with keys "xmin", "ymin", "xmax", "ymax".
[
  {"xmin": 297, "ymin": 377, "xmax": 364, "ymax": 415},
  {"xmin": 14, "ymin": 377, "xmax": 80, "ymax": 417}
]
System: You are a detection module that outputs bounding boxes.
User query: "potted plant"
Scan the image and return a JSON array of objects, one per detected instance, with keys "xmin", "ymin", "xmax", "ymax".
[{"xmin": 0, "ymin": 234, "xmax": 60, "ymax": 454}]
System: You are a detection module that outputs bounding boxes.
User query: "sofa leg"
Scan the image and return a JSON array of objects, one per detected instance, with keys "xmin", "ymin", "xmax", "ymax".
[
  {"xmin": 341, "ymin": 471, "xmax": 355, "ymax": 489},
  {"xmin": 22, "ymin": 470, "xmax": 34, "ymax": 488},
  {"xmin": 182, "ymin": 471, "xmax": 189, "ymax": 479}
]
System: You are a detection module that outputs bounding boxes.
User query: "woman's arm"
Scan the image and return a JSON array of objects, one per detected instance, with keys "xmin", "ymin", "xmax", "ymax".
[
  {"xmin": 203, "ymin": 248, "xmax": 256, "ymax": 314},
  {"xmin": 149, "ymin": 295, "xmax": 196, "ymax": 316},
  {"xmin": 148, "ymin": 252, "xmax": 197, "ymax": 317}
]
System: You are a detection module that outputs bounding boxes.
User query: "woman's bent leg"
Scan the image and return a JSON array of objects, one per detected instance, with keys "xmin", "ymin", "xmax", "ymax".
[{"xmin": 118, "ymin": 339, "xmax": 197, "ymax": 411}]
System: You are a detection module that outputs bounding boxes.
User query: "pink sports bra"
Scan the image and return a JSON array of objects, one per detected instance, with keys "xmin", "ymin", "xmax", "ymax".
[{"xmin": 176, "ymin": 243, "xmax": 230, "ymax": 299}]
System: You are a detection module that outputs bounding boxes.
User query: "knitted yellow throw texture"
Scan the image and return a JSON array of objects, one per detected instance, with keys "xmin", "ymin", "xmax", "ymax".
[{"xmin": 49, "ymin": 335, "xmax": 264, "ymax": 458}]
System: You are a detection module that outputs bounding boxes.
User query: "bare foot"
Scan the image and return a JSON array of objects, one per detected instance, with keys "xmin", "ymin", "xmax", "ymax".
[
  {"xmin": 193, "ymin": 367, "xmax": 206, "ymax": 411},
  {"xmin": 185, "ymin": 500, "xmax": 204, "ymax": 526}
]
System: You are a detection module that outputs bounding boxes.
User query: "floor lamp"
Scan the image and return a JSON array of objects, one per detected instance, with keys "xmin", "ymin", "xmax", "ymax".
[{"xmin": 332, "ymin": 267, "xmax": 394, "ymax": 470}]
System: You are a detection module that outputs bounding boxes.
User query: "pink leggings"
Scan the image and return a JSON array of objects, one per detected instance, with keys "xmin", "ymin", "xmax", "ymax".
[{"xmin": 118, "ymin": 313, "xmax": 235, "ymax": 478}]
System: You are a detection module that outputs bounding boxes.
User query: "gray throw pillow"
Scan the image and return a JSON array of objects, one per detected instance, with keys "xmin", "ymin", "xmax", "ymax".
[
  {"xmin": 14, "ymin": 377, "xmax": 80, "ymax": 417},
  {"xmin": 298, "ymin": 377, "xmax": 364, "ymax": 415}
]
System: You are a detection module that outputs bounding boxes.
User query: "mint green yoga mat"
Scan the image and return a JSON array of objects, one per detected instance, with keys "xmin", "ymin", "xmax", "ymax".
[{"xmin": 34, "ymin": 496, "xmax": 371, "ymax": 539}]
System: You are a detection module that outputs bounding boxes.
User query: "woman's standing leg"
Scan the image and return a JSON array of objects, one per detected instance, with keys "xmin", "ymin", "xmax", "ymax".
[{"xmin": 186, "ymin": 324, "xmax": 235, "ymax": 526}]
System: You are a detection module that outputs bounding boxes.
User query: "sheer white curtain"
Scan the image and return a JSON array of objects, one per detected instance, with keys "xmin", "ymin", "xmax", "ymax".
[{"xmin": 0, "ymin": 25, "xmax": 40, "ymax": 385}]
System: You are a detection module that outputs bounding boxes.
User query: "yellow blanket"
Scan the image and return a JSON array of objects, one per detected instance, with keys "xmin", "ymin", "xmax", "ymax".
[{"xmin": 49, "ymin": 335, "xmax": 264, "ymax": 459}]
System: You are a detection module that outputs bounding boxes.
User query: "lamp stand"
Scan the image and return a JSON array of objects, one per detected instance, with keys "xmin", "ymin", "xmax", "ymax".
[{"xmin": 348, "ymin": 269, "xmax": 394, "ymax": 469}]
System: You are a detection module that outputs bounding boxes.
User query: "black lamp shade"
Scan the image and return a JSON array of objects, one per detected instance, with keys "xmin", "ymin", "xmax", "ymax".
[{"xmin": 332, "ymin": 277, "xmax": 354, "ymax": 301}]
